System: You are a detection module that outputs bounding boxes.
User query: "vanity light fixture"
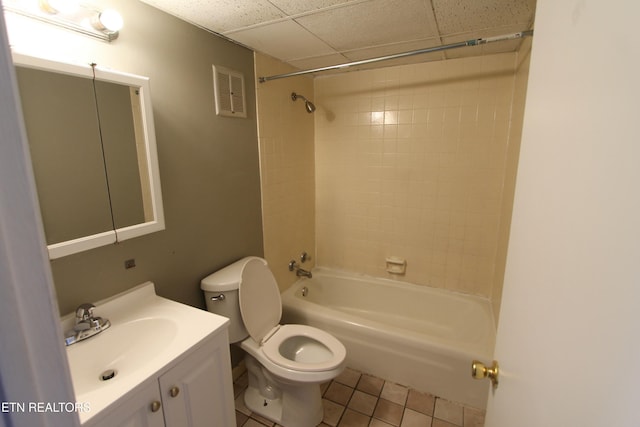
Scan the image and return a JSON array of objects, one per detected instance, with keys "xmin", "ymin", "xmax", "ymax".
[
  {"xmin": 38, "ymin": 0, "xmax": 79, "ymax": 15},
  {"xmin": 3, "ymin": 0, "xmax": 123, "ymax": 42}
]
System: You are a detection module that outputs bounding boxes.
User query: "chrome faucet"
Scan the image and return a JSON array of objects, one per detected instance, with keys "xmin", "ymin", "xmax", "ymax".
[
  {"xmin": 288, "ymin": 260, "xmax": 312, "ymax": 278},
  {"xmin": 64, "ymin": 303, "xmax": 111, "ymax": 346}
]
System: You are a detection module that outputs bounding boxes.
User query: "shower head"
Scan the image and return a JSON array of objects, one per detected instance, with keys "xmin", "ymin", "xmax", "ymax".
[{"xmin": 291, "ymin": 92, "xmax": 316, "ymax": 113}]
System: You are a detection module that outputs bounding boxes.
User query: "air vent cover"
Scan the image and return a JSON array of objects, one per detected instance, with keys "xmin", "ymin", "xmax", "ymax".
[{"xmin": 213, "ymin": 65, "xmax": 247, "ymax": 118}]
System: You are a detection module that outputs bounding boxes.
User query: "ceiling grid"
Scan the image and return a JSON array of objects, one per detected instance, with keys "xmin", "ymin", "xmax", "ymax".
[{"xmin": 140, "ymin": 0, "xmax": 536, "ymax": 71}]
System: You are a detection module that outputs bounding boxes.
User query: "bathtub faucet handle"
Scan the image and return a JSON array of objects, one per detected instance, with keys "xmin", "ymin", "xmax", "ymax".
[
  {"xmin": 288, "ymin": 259, "xmax": 312, "ymax": 278},
  {"xmin": 300, "ymin": 251, "xmax": 310, "ymax": 263}
]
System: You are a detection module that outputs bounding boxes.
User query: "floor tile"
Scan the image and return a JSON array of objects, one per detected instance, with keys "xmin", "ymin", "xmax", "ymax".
[
  {"xmin": 236, "ymin": 371, "xmax": 249, "ymax": 388},
  {"xmin": 434, "ymin": 398, "xmax": 463, "ymax": 426},
  {"xmin": 348, "ymin": 390, "xmax": 378, "ymax": 416},
  {"xmin": 250, "ymin": 413, "xmax": 275, "ymax": 426},
  {"xmin": 236, "ymin": 410, "xmax": 249, "ymax": 427},
  {"xmin": 321, "ymin": 381, "xmax": 331, "ymax": 395},
  {"xmin": 370, "ymin": 419, "xmax": 396, "ymax": 427},
  {"xmin": 234, "ymin": 383, "xmax": 246, "ymax": 399},
  {"xmin": 400, "ymin": 408, "xmax": 432, "ymax": 427},
  {"xmin": 338, "ymin": 408, "xmax": 371, "ymax": 426},
  {"xmin": 373, "ymin": 398, "xmax": 404, "ymax": 426},
  {"xmin": 234, "ymin": 373, "xmax": 249, "ymax": 398},
  {"xmin": 323, "ymin": 398, "xmax": 346, "ymax": 426},
  {"xmin": 325, "ymin": 381, "xmax": 355, "ymax": 406},
  {"xmin": 243, "ymin": 419, "xmax": 271, "ymax": 427},
  {"xmin": 432, "ymin": 419, "xmax": 460, "ymax": 427},
  {"xmin": 381, "ymin": 382, "xmax": 409, "ymax": 406},
  {"xmin": 356, "ymin": 374, "xmax": 384, "ymax": 396},
  {"xmin": 335, "ymin": 367, "xmax": 362, "ymax": 388},
  {"xmin": 406, "ymin": 389, "xmax": 435, "ymax": 416},
  {"xmin": 463, "ymin": 407, "xmax": 485, "ymax": 427}
]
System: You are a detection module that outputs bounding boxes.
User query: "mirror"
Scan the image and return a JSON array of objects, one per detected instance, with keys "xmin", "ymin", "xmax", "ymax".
[{"xmin": 13, "ymin": 52, "xmax": 164, "ymax": 259}]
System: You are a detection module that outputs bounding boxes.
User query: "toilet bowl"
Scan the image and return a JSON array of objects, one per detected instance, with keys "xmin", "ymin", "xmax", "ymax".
[
  {"xmin": 201, "ymin": 256, "xmax": 346, "ymax": 427},
  {"xmin": 241, "ymin": 324, "xmax": 346, "ymax": 383}
]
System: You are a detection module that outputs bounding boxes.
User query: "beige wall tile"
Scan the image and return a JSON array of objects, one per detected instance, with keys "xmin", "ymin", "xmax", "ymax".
[
  {"xmin": 315, "ymin": 51, "xmax": 529, "ymax": 302},
  {"xmin": 256, "ymin": 46, "xmax": 530, "ymax": 319},
  {"xmin": 255, "ymin": 53, "xmax": 315, "ymax": 292}
]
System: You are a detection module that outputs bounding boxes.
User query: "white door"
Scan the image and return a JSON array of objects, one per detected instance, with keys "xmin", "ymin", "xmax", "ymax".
[{"xmin": 484, "ymin": 0, "xmax": 640, "ymax": 426}]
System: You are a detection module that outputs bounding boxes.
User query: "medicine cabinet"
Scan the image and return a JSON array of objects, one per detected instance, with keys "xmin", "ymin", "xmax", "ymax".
[{"xmin": 13, "ymin": 52, "xmax": 165, "ymax": 259}]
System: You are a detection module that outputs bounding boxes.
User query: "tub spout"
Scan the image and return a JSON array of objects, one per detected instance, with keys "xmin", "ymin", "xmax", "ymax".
[
  {"xmin": 288, "ymin": 260, "xmax": 312, "ymax": 278},
  {"xmin": 297, "ymin": 268, "xmax": 312, "ymax": 278}
]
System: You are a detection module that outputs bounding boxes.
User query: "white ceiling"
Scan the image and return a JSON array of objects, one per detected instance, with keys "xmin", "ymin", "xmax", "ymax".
[{"xmin": 140, "ymin": 0, "xmax": 536, "ymax": 72}]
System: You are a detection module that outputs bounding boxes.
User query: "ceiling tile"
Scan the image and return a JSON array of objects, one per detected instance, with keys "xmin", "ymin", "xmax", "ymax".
[
  {"xmin": 287, "ymin": 53, "xmax": 352, "ymax": 71},
  {"xmin": 267, "ymin": 0, "xmax": 358, "ymax": 15},
  {"xmin": 296, "ymin": 0, "xmax": 438, "ymax": 51},
  {"xmin": 342, "ymin": 38, "xmax": 444, "ymax": 61},
  {"xmin": 140, "ymin": 0, "xmax": 286, "ymax": 33},
  {"xmin": 139, "ymin": 0, "xmax": 537, "ymax": 72},
  {"xmin": 227, "ymin": 20, "xmax": 338, "ymax": 61},
  {"xmin": 433, "ymin": 0, "xmax": 536, "ymax": 35}
]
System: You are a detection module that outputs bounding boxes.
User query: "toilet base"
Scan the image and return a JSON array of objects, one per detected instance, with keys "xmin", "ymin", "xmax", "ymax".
[
  {"xmin": 244, "ymin": 387, "xmax": 283, "ymax": 423},
  {"xmin": 244, "ymin": 355, "xmax": 323, "ymax": 427}
]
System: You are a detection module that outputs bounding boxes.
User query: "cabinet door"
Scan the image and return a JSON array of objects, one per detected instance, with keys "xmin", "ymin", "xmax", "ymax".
[
  {"xmin": 159, "ymin": 333, "xmax": 235, "ymax": 427},
  {"xmin": 90, "ymin": 380, "xmax": 165, "ymax": 427}
]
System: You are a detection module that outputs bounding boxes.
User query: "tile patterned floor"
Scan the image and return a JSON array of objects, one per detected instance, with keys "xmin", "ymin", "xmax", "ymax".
[{"xmin": 234, "ymin": 367, "xmax": 485, "ymax": 427}]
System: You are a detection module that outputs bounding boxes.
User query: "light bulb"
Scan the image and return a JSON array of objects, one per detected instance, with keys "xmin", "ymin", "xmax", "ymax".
[{"xmin": 97, "ymin": 9, "xmax": 123, "ymax": 33}]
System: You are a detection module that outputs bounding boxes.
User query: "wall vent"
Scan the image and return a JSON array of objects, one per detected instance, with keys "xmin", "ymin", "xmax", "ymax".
[{"xmin": 212, "ymin": 65, "xmax": 247, "ymax": 118}]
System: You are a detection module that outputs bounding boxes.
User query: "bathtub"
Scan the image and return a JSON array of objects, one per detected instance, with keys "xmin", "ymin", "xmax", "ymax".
[{"xmin": 280, "ymin": 268, "xmax": 496, "ymax": 409}]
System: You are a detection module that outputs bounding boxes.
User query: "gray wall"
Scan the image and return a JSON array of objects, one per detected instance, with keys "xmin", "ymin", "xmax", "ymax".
[{"xmin": 29, "ymin": 0, "xmax": 263, "ymax": 315}]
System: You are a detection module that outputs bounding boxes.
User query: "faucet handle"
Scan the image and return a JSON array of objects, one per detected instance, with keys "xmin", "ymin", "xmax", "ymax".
[{"xmin": 75, "ymin": 303, "xmax": 95, "ymax": 322}]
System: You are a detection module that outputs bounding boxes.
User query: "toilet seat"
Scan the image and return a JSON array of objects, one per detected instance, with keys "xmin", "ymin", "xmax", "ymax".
[
  {"xmin": 262, "ymin": 324, "xmax": 346, "ymax": 372},
  {"xmin": 238, "ymin": 258, "xmax": 345, "ymax": 375},
  {"xmin": 238, "ymin": 257, "xmax": 282, "ymax": 344}
]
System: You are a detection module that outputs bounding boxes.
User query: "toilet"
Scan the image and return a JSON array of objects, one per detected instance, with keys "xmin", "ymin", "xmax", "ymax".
[{"xmin": 201, "ymin": 256, "xmax": 346, "ymax": 427}]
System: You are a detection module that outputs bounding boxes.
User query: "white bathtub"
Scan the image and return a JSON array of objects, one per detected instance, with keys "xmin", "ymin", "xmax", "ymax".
[{"xmin": 280, "ymin": 268, "xmax": 495, "ymax": 409}]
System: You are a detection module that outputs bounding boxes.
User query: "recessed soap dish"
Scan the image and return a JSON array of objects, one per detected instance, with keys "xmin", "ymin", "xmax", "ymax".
[{"xmin": 385, "ymin": 257, "xmax": 406, "ymax": 274}]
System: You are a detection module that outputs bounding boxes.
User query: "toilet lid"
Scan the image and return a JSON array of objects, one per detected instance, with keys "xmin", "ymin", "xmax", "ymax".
[{"xmin": 238, "ymin": 257, "xmax": 282, "ymax": 343}]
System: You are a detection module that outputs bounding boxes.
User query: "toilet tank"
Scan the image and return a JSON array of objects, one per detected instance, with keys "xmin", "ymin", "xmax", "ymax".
[{"xmin": 201, "ymin": 259, "xmax": 252, "ymax": 343}]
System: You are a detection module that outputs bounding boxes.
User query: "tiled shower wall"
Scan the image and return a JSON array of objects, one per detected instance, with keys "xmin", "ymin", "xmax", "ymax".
[
  {"xmin": 255, "ymin": 53, "xmax": 315, "ymax": 292},
  {"xmin": 314, "ymin": 51, "xmax": 528, "ymax": 310}
]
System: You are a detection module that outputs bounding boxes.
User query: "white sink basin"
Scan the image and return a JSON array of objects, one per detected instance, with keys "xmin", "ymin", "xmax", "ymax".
[
  {"xmin": 66, "ymin": 317, "xmax": 178, "ymax": 395},
  {"xmin": 61, "ymin": 282, "xmax": 229, "ymax": 424}
]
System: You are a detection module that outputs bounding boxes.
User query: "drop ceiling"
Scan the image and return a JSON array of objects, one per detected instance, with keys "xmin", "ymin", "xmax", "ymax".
[{"xmin": 140, "ymin": 0, "xmax": 536, "ymax": 73}]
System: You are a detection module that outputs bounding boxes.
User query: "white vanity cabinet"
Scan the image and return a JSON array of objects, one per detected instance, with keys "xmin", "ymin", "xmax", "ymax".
[
  {"xmin": 89, "ymin": 331, "xmax": 235, "ymax": 427},
  {"xmin": 159, "ymin": 331, "xmax": 235, "ymax": 426},
  {"xmin": 89, "ymin": 380, "xmax": 164, "ymax": 427}
]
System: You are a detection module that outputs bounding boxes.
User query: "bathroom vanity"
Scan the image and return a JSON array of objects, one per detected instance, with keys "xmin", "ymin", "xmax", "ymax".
[
  {"xmin": 62, "ymin": 283, "xmax": 235, "ymax": 426},
  {"xmin": 88, "ymin": 336, "xmax": 232, "ymax": 427}
]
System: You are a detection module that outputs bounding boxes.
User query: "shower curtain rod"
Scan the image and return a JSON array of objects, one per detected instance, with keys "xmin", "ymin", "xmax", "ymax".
[{"xmin": 258, "ymin": 30, "xmax": 533, "ymax": 83}]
